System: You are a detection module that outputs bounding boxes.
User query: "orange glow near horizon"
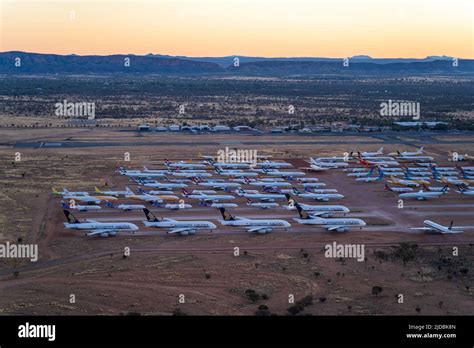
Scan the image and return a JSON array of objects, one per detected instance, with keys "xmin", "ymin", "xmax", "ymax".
[{"xmin": 1, "ymin": 0, "xmax": 473, "ymax": 58}]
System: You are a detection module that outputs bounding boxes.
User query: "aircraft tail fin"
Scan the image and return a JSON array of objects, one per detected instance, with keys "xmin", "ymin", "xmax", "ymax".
[
  {"xmin": 143, "ymin": 208, "xmax": 159, "ymax": 222},
  {"xmin": 94, "ymin": 186, "xmax": 102, "ymax": 194},
  {"xmin": 295, "ymin": 203, "xmax": 309, "ymax": 219},
  {"xmin": 63, "ymin": 209, "xmax": 79, "ymax": 224},
  {"xmin": 52, "ymin": 187, "xmax": 61, "ymax": 195},
  {"xmin": 218, "ymin": 207, "xmax": 235, "ymax": 221}
]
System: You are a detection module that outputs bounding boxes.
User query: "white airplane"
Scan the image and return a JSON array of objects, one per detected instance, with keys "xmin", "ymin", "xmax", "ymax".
[
  {"xmin": 246, "ymin": 199, "xmax": 279, "ymax": 209},
  {"xmin": 152, "ymin": 201, "xmax": 193, "ymax": 210},
  {"xmin": 298, "ymin": 178, "xmax": 321, "ymax": 182},
  {"xmin": 169, "ymin": 171, "xmax": 212, "ymax": 178},
  {"xmin": 411, "ymin": 220, "xmax": 466, "ymax": 234},
  {"xmin": 243, "ymin": 177, "xmax": 291, "ymax": 187},
  {"xmin": 393, "ymin": 147, "xmax": 424, "ymax": 157},
  {"xmin": 106, "ymin": 202, "xmax": 146, "ymax": 211},
  {"xmin": 182, "ymin": 188, "xmax": 235, "ymax": 202},
  {"xmin": 261, "ymin": 168, "xmax": 305, "ymax": 177},
  {"xmin": 284, "ymin": 194, "xmax": 349, "ymax": 217},
  {"xmin": 356, "ymin": 147, "xmax": 384, "ymax": 157},
  {"xmin": 121, "ymin": 170, "xmax": 166, "ymax": 178},
  {"xmin": 217, "ymin": 207, "xmax": 290, "ymax": 234},
  {"xmin": 302, "ymin": 163, "xmax": 330, "ymax": 172},
  {"xmin": 94, "ymin": 186, "xmax": 130, "ymax": 197},
  {"xmin": 63, "ymin": 210, "xmax": 138, "ymax": 237},
  {"xmin": 384, "ymin": 183, "xmax": 413, "ymax": 193},
  {"xmin": 164, "ymin": 160, "xmax": 206, "ymax": 169},
  {"xmin": 142, "ymin": 182, "xmax": 188, "ymax": 189},
  {"xmin": 215, "ymin": 168, "xmax": 259, "ymax": 177},
  {"xmin": 235, "ymin": 188, "xmax": 285, "ymax": 202},
  {"xmin": 397, "ymin": 155, "xmax": 434, "ymax": 162},
  {"xmin": 292, "ymin": 204, "xmax": 366, "ymax": 232},
  {"xmin": 355, "ymin": 170, "xmax": 384, "ymax": 183},
  {"xmin": 142, "ymin": 208, "xmax": 215, "ymax": 235},
  {"xmin": 399, "ymin": 188, "xmax": 447, "ymax": 200},
  {"xmin": 211, "ymin": 162, "xmax": 251, "ymax": 169},
  {"xmin": 192, "ymin": 178, "xmax": 241, "ymax": 190},
  {"xmin": 291, "ymin": 187, "xmax": 344, "ymax": 201},
  {"xmin": 309, "ymin": 158, "xmax": 348, "ymax": 168},
  {"xmin": 192, "ymin": 189, "xmax": 217, "ymax": 194},
  {"xmin": 125, "ymin": 189, "xmax": 163, "ymax": 203},
  {"xmin": 61, "ymin": 201, "xmax": 101, "ymax": 211},
  {"xmin": 209, "ymin": 203, "xmax": 239, "ymax": 208},
  {"xmin": 256, "ymin": 161, "xmax": 293, "ymax": 168},
  {"xmin": 300, "ymin": 182, "xmax": 327, "ymax": 188}
]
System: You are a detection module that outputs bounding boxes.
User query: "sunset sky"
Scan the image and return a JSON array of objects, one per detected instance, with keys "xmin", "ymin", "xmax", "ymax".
[{"xmin": 1, "ymin": 0, "xmax": 473, "ymax": 58}]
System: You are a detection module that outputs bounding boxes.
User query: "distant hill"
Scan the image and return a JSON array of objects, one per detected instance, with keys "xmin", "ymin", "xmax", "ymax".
[
  {"xmin": 226, "ymin": 59, "xmax": 474, "ymax": 76},
  {"xmin": 0, "ymin": 51, "xmax": 472, "ymax": 76},
  {"xmin": 0, "ymin": 51, "xmax": 224, "ymax": 75}
]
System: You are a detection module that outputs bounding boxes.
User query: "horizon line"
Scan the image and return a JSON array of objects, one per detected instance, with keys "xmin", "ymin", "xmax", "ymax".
[{"xmin": 1, "ymin": 51, "xmax": 472, "ymax": 60}]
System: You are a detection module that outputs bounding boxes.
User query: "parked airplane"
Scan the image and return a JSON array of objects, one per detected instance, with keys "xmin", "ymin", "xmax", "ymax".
[
  {"xmin": 398, "ymin": 188, "xmax": 447, "ymax": 200},
  {"xmin": 235, "ymin": 188, "xmax": 285, "ymax": 202},
  {"xmin": 291, "ymin": 187, "xmax": 344, "ymax": 201},
  {"xmin": 246, "ymin": 199, "xmax": 279, "ymax": 209},
  {"xmin": 61, "ymin": 201, "xmax": 101, "ymax": 211},
  {"xmin": 63, "ymin": 210, "xmax": 138, "ymax": 237},
  {"xmin": 164, "ymin": 159, "xmax": 206, "ymax": 169},
  {"xmin": 182, "ymin": 188, "xmax": 235, "ymax": 202},
  {"xmin": 422, "ymin": 184, "xmax": 449, "ymax": 192},
  {"xmin": 356, "ymin": 147, "xmax": 384, "ymax": 157},
  {"xmin": 243, "ymin": 177, "xmax": 291, "ymax": 187},
  {"xmin": 217, "ymin": 207, "xmax": 290, "ymax": 234},
  {"xmin": 358, "ymin": 157, "xmax": 398, "ymax": 167},
  {"xmin": 94, "ymin": 186, "xmax": 130, "ymax": 197},
  {"xmin": 411, "ymin": 220, "xmax": 465, "ymax": 234},
  {"xmin": 309, "ymin": 158, "xmax": 348, "ymax": 168},
  {"xmin": 142, "ymin": 208, "xmax": 215, "ymax": 235},
  {"xmin": 215, "ymin": 167, "xmax": 259, "ymax": 177},
  {"xmin": 397, "ymin": 155, "xmax": 434, "ymax": 162},
  {"xmin": 292, "ymin": 203, "xmax": 365, "ymax": 231},
  {"xmin": 136, "ymin": 188, "xmax": 179, "ymax": 202},
  {"xmin": 384, "ymin": 183, "xmax": 413, "ymax": 193},
  {"xmin": 125, "ymin": 189, "xmax": 163, "ymax": 203},
  {"xmin": 106, "ymin": 202, "xmax": 146, "ymax": 211},
  {"xmin": 52, "ymin": 188, "xmax": 89, "ymax": 196},
  {"xmin": 142, "ymin": 181, "xmax": 188, "ymax": 189},
  {"xmin": 153, "ymin": 201, "xmax": 193, "ymax": 210},
  {"xmin": 355, "ymin": 169, "xmax": 384, "ymax": 182},
  {"xmin": 192, "ymin": 177, "xmax": 241, "ymax": 190},
  {"xmin": 284, "ymin": 194, "xmax": 349, "ymax": 217},
  {"xmin": 388, "ymin": 175, "xmax": 421, "ymax": 188},
  {"xmin": 262, "ymin": 168, "xmax": 305, "ymax": 177},
  {"xmin": 390, "ymin": 147, "xmax": 424, "ymax": 157},
  {"xmin": 256, "ymin": 161, "xmax": 293, "ymax": 168}
]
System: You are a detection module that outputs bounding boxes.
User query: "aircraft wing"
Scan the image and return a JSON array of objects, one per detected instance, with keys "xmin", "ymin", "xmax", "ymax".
[
  {"xmin": 309, "ymin": 211, "xmax": 330, "ymax": 217},
  {"xmin": 168, "ymin": 228, "xmax": 194, "ymax": 234},
  {"xmin": 246, "ymin": 226, "xmax": 270, "ymax": 233},
  {"xmin": 410, "ymin": 227, "xmax": 434, "ymax": 231},
  {"xmin": 86, "ymin": 229, "xmax": 116, "ymax": 236},
  {"xmin": 326, "ymin": 225, "xmax": 345, "ymax": 231}
]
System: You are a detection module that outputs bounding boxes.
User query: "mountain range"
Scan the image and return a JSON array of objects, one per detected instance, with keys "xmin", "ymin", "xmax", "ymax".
[{"xmin": 1, "ymin": 51, "xmax": 472, "ymax": 76}]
